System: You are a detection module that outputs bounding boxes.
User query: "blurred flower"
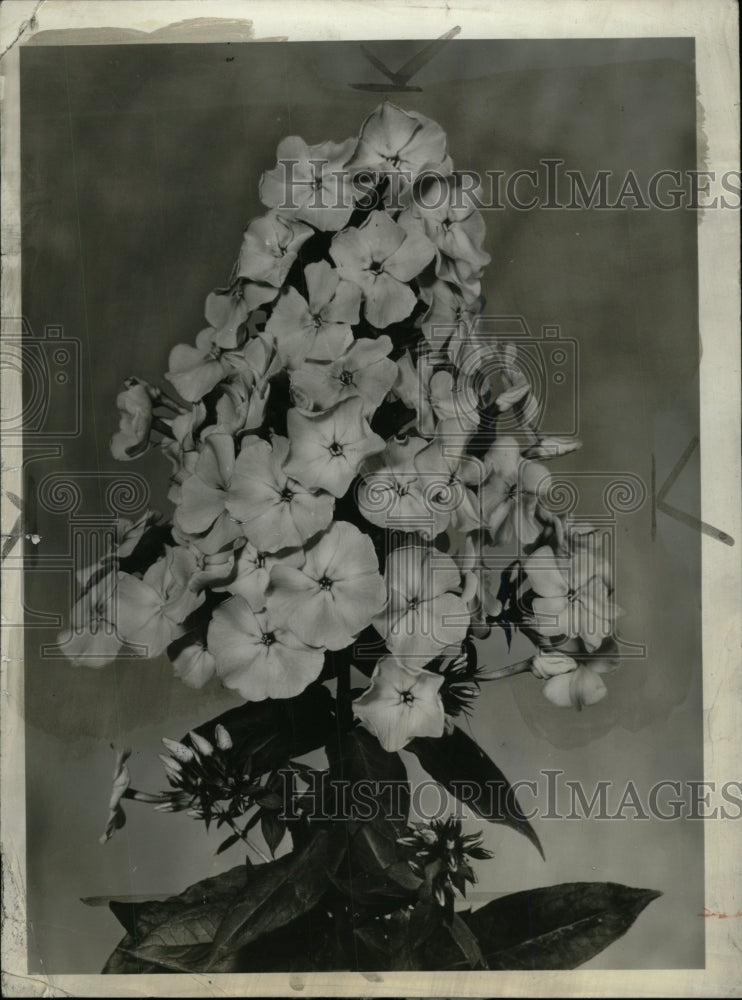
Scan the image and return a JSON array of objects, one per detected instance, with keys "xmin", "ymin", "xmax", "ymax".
[
  {"xmin": 58, "ymin": 571, "xmax": 123, "ymax": 668},
  {"xmin": 208, "ymin": 595, "xmax": 324, "ymax": 700},
  {"xmin": 227, "ymin": 435, "xmax": 334, "ymax": 551},
  {"xmin": 394, "ymin": 352, "xmax": 480, "ymax": 436},
  {"xmin": 330, "ymin": 211, "xmax": 435, "ymax": 328},
  {"xmin": 161, "ymin": 403, "xmax": 206, "ymax": 504},
  {"xmin": 377, "ymin": 544, "xmax": 470, "ymax": 666},
  {"xmin": 283, "ymin": 396, "xmax": 385, "ymax": 498},
  {"xmin": 397, "ymin": 816, "xmax": 492, "ymax": 911},
  {"xmin": 204, "ymin": 285, "xmax": 250, "ymax": 351},
  {"xmin": 265, "ymin": 261, "xmax": 359, "ymax": 369},
  {"xmin": 166, "ymin": 328, "xmax": 232, "ymax": 403},
  {"xmin": 482, "ymin": 437, "xmax": 550, "ymax": 545},
  {"xmin": 174, "ymin": 433, "xmax": 244, "ymax": 555},
  {"xmin": 114, "ymin": 546, "xmax": 204, "ymax": 658},
  {"xmin": 399, "ymin": 175, "xmax": 491, "ymax": 296},
  {"xmin": 171, "ymin": 640, "xmax": 217, "ymax": 689},
  {"xmin": 290, "ymin": 335, "xmax": 397, "ymax": 415},
  {"xmin": 236, "ymin": 210, "xmax": 313, "ymax": 288},
  {"xmin": 419, "ymin": 278, "xmax": 481, "ymax": 364},
  {"xmin": 541, "ymin": 661, "xmax": 609, "ymax": 709},
  {"xmin": 412, "ymin": 434, "xmax": 484, "ymax": 537},
  {"xmin": 353, "ymin": 656, "xmax": 445, "ymax": 751},
  {"xmin": 522, "ymin": 437, "xmax": 582, "ymax": 461},
  {"xmin": 267, "ymin": 521, "xmax": 385, "ymax": 650},
  {"xmin": 524, "ymin": 541, "xmax": 618, "ymax": 652},
  {"xmin": 348, "ymin": 102, "xmax": 452, "ymax": 184},
  {"xmin": 110, "ymin": 378, "xmax": 161, "ymax": 460},
  {"xmin": 530, "ymin": 649, "xmax": 578, "ymax": 679},
  {"xmin": 99, "ymin": 748, "xmax": 132, "ymax": 844},
  {"xmin": 260, "ymin": 135, "xmax": 357, "ymax": 231},
  {"xmin": 491, "ymin": 342, "xmax": 540, "ymax": 433},
  {"xmin": 535, "ymin": 636, "xmax": 621, "ymax": 709}
]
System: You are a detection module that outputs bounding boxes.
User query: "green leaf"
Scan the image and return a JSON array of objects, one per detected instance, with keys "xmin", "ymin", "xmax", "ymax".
[
  {"xmin": 190, "ymin": 682, "xmax": 335, "ymax": 777},
  {"xmin": 408, "ymin": 726, "xmax": 544, "ymax": 859},
  {"xmin": 206, "ymin": 826, "xmax": 346, "ymax": 970},
  {"xmin": 421, "ymin": 882, "xmax": 662, "ymax": 970}
]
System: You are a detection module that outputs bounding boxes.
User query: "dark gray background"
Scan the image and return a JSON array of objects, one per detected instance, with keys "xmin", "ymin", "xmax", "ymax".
[{"xmin": 20, "ymin": 38, "xmax": 702, "ymax": 972}]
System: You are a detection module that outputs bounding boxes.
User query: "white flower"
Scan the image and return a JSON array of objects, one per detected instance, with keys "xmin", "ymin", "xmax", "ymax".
[
  {"xmin": 267, "ymin": 521, "xmax": 385, "ymax": 650},
  {"xmin": 207, "ymin": 595, "xmax": 324, "ymax": 701},
  {"xmin": 235, "ymin": 210, "xmax": 313, "ymax": 288},
  {"xmin": 482, "ymin": 437, "xmax": 550, "ymax": 545},
  {"xmin": 171, "ymin": 641, "xmax": 217, "ymax": 689},
  {"xmin": 283, "ymin": 396, "xmax": 385, "ymax": 498},
  {"xmin": 110, "ymin": 378, "xmax": 160, "ymax": 460},
  {"xmin": 227, "ymin": 435, "xmax": 334, "ymax": 552},
  {"xmin": 348, "ymin": 103, "xmax": 452, "ymax": 184},
  {"xmin": 260, "ymin": 135, "xmax": 357, "ymax": 231},
  {"xmin": 99, "ymin": 748, "xmax": 132, "ymax": 844},
  {"xmin": 290, "ymin": 335, "xmax": 397, "ymax": 416},
  {"xmin": 330, "ymin": 211, "xmax": 435, "ymax": 329},
  {"xmin": 265, "ymin": 261, "xmax": 359, "ymax": 370},
  {"xmin": 214, "ymin": 542, "xmax": 305, "ymax": 613},
  {"xmin": 377, "ymin": 544, "xmax": 470, "ymax": 667},
  {"xmin": 115, "ymin": 547, "xmax": 204, "ymax": 659},
  {"xmin": 174, "ymin": 433, "xmax": 244, "ymax": 555},
  {"xmin": 524, "ymin": 542, "xmax": 618, "ymax": 652},
  {"xmin": 353, "ymin": 657, "xmax": 445, "ymax": 751}
]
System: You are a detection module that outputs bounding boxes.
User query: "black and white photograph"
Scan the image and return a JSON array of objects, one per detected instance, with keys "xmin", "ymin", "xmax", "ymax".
[{"xmin": 1, "ymin": 1, "xmax": 740, "ymax": 995}]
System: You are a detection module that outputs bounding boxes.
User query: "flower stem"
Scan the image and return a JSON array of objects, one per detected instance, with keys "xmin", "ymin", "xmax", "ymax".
[
  {"xmin": 217, "ymin": 808, "xmax": 271, "ymax": 864},
  {"xmin": 486, "ymin": 657, "xmax": 532, "ymax": 680},
  {"xmin": 336, "ymin": 659, "xmax": 353, "ymax": 731}
]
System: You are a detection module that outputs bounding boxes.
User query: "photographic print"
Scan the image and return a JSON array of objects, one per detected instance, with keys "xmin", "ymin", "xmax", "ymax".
[{"xmin": 1, "ymin": 1, "xmax": 740, "ymax": 995}]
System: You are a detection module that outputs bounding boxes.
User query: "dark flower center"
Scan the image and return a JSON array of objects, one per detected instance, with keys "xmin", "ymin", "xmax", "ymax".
[
  {"xmin": 369, "ymin": 260, "xmax": 384, "ymax": 275},
  {"xmin": 280, "ymin": 485, "xmax": 294, "ymax": 502},
  {"xmin": 339, "ymin": 370, "xmax": 355, "ymax": 386},
  {"xmin": 329, "ymin": 441, "xmax": 343, "ymax": 457},
  {"xmin": 256, "ymin": 552, "xmax": 267, "ymax": 568},
  {"xmin": 319, "ymin": 576, "xmax": 333, "ymax": 591},
  {"xmin": 261, "ymin": 631, "xmax": 276, "ymax": 646},
  {"xmin": 400, "ymin": 690, "xmax": 415, "ymax": 705}
]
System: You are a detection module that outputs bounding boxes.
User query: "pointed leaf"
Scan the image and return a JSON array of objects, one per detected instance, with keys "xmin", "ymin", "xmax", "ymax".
[
  {"xmin": 206, "ymin": 826, "xmax": 346, "ymax": 969},
  {"xmin": 420, "ymin": 881, "xmax": 662, "ymax": 970},
  {"xmin": 216, "ymin": 833, "xmax": 241, "ymax": 855},
  {"xmin": 189, "ymin": 682, "xmax": 335, "ymax": 777},
  {"xmin": 260, "ymin": 811, "xmax": 286, "ymax": 856},
  {"xmin": 408, "ymin": 726, "xmax": 543, "ymax": 858},
  {"xmin": 448, "ymin": 912, "xmax": 486, "ymax": 969},
  {"xmin": 325, "ymin": 726, "xmax": 411, "ymax": 878}
]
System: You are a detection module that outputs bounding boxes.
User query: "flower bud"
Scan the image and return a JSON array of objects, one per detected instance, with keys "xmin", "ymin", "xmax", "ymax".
[
  {"xmin": 530, "ymin": 650, "xmax": 577, "ymax": 680},
  {"xmin": 214, "ymin": 724, "xmax": 233, "ymax": 750},
  {"xmin": 188, "ymin": 731, "xmax": 214, "ymax": 757},
  {"xmin": 162, "ymin": 737, "xmax": 194, "ymax": 762}
]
